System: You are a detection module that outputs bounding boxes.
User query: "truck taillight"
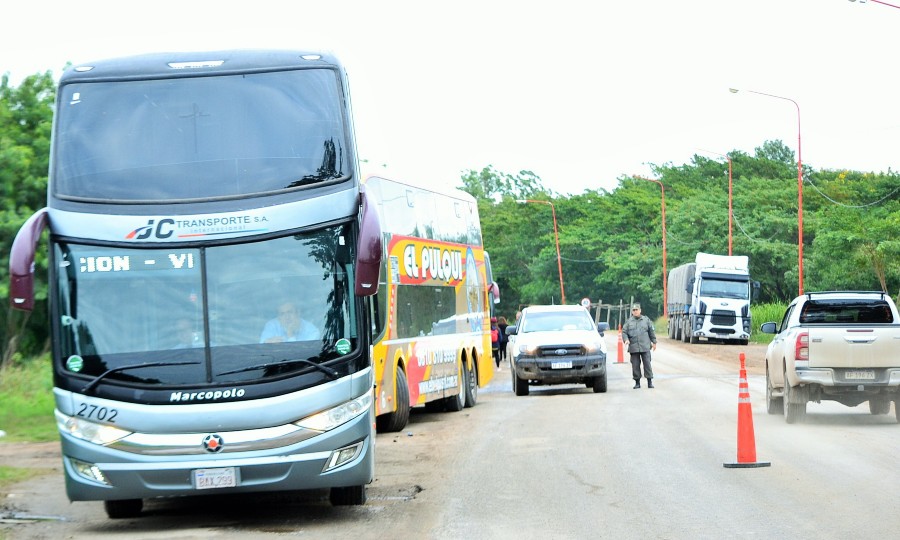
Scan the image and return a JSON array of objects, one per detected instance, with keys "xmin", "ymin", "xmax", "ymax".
[{"xmin": 795, "ymin": 332, "xmax": 809, "ymax": 361}]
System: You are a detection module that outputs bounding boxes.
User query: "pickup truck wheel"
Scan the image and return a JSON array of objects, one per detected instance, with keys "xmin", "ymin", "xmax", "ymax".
[
  {"xmin": 592, "ymin": 373, "xmax": 608, "ymax": 393},
  {"xmin": 514, "ymin": 372, "xmax": 529, "ymax": 396},
  {"xmin": 783, "ymin": 379, "xmax": 807, "ymax": 424},
  {"xmin": 895, "ymin": 400, "xmax": 900, "ymax": 424},
  {"xmin": 868, "ymin": 397, "xmax": 890, "ymax": 416},
  {"xmin": 765, "ymin": 367, "xmax": 782, "ymax": 414}
]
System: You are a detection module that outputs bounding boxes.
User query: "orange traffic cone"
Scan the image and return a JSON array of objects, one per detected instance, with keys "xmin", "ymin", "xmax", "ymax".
[
  {"xmin": 616, "ymin": 324, "xmax": 625, "ymax": 364},
  {"xmin": 724, "ymin": 353, "xmax": 771, "ymax": 468}
]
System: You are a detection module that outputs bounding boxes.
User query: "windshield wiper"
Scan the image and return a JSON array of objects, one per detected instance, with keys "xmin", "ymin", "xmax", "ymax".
[
  {"xmin": 82, "ymin": 361, "xmax": 202, "ymax": 395},
  {"xmin": 217, "ymin": 358, "xmax": 339, "ymax": 379}
]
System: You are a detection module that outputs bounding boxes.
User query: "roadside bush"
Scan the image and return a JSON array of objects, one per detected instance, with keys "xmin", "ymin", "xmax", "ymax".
[
  {"xmin": 0, "ymin": 354, "xmax": 57, "ymax": 442},
  {"xmin": 750, "ymin": 303, "xmax": 788, "ymax": 344}
]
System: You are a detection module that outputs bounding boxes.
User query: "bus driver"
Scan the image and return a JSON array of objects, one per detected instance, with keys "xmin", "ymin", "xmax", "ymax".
[{"xmin": 260, "ymin": 301, "xmax": 321, "ymax": 343}]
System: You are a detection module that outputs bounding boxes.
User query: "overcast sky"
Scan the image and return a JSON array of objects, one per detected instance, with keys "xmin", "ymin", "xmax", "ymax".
[{"xmin": 3, "ymin": 0, "xmax": 899, "ymax": 195}]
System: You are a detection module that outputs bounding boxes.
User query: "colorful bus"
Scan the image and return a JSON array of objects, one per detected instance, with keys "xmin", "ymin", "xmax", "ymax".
[
  {"xmin": 9, "ymin": 50, "xmax": 386, "ymax": 517},
  {"xmin": 362, "ymin": 175, "xmax": 497, "ymax": 432}
]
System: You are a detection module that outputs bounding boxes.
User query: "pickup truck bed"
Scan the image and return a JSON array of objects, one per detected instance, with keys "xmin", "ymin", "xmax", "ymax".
[{"xmin": 761, "ymin": 292, "xmax": 900, "ymax": 424}]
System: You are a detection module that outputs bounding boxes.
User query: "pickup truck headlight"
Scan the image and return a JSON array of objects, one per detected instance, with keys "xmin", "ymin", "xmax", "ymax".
[
  {"xmin": 518, "ymin": 343, "xmax": 538, "ymax": 355},
  {"xmin": 584, "ymin": 341, "xmax": 606, "ymax": 354}
]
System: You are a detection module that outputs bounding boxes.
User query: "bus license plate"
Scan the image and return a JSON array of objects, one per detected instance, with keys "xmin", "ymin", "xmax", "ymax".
[
  {"xmin": 551, "ymin": 361, "xmax": 573, "ymax": 369},
  {"xmin": 194, "ymin": 467, "xmax": 237, "ymax": 490},
  {"xmin": 846, "ymin": 370, "xmax": 875, "ymax": 380}
]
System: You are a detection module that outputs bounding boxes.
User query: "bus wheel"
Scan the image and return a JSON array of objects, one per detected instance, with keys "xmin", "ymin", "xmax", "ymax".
[
  {"xmin": 330, "ymin": 485, "xmax": 366, "ymax": 506},
  {"xmin": 445, "ymin": 361, "xmax": 466, "ymax": 412},
  {"xmin": 463, "ymin": 357, "xmax": 478, "ymax": 408},
  {"xmin": 376, "ymin": 368, "xmax": 410, "ymax": 433},
  {"xmin": 104, "ymin": 498, "xmax": 143, "ymax": 519}
]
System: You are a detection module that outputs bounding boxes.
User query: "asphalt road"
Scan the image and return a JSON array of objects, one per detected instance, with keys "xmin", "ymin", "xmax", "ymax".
[{"xmin": 2, "ymin": 335, "xmax": 898, "ymax": 539}]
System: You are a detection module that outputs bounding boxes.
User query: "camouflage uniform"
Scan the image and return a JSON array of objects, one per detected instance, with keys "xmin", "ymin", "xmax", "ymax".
[{"xmin": 622, "ymin": 311, "xmax": 657, "ymax": 387}]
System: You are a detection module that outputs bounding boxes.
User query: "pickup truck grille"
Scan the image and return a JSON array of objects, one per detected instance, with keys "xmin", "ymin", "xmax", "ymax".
[
  {"xmin": 710, "ymin": 310, "xmax": 736, "ymax": 325},
  {"xmin": 537, "ymin": 345, "xmax": 584, "ymax": 357}
]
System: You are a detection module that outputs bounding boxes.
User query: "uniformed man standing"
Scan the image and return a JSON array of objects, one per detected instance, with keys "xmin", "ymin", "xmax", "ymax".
[{"xmin": 622, "ymin": 303, "xmax": 657, "ymax": 389}]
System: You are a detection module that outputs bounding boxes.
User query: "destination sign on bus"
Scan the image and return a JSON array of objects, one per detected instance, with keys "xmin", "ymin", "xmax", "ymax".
[
  {"xmin": 390, "ymin": 236, "xmax": 465, "ymax": 286},
  {"xmin": 75, "ymin": 252, "xmax": 199, "ymax": 275}
]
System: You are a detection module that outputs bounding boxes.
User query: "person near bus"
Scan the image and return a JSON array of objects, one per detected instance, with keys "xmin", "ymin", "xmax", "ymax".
[
  {"xmin": 497, "ymin": 316, "xmax": 509, "ymax": 363},
  {"xmin": 490, "ymin": 317, "xmax": 501, "ymax": 368},
  {"xmin": 260, "ymin": 301, "xmax": 320, "ymax": 343},
  {"xmin": 622, "ymin": 303, "xmax": 657, "ymax": 389}
]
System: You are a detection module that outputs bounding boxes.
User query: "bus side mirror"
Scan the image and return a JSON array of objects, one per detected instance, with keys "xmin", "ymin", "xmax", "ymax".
[
  {"xmin": 9, "ymin": 208, "xmax": 48, "ymax": 312},
  {"xmin": 490, "ymin": 281, "xmax": 500, "ymax": 305},
  {"xmin": 355, "ymin": 187, "xmax": 382, "ymax": 297}
]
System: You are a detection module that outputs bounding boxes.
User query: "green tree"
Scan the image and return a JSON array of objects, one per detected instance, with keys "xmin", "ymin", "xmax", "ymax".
[{"xmin": 1, "ymin": 72, "xmax": 55, "ymax": 365}]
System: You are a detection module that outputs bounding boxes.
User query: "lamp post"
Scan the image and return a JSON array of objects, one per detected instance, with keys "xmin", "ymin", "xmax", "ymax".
[
  {"xmin": 636, "ymin": 177, "xmax": 667, "ymax": 318},
  {"xmin": 516, "ymin": 199, "xmax": 566, "ymax": 304},
  {"xmin": 697, "ymin": 149, "xmax": 734, "ymax": 256},
  {"xmin": 729, "ymin": 87, "xmax": 804, "ymax": 295},
  {"xmin": 849, "ymin": 0, "xmax": 900, "ymax": 9}
]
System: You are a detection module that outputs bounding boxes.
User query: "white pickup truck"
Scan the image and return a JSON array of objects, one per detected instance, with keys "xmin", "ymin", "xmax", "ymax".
[{"xmin": 760, "ymin": 291, "xmax": 900, "ymax": 424}]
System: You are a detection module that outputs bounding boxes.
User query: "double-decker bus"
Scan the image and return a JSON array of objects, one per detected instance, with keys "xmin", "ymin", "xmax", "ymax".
[
  {"xmin": 8, "ymin": 50, "xmax": 389, "ymax": 518},
  {"xmin": 363, "ymin": 175, "xmax": 497, "ymax": 432}
]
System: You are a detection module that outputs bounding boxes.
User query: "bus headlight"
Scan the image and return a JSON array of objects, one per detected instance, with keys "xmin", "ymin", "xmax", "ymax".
[
  {"xmin": 55, "ymin": 410, "xmax": 131, "ymax": 446},
  {"xmin": 295, "ymin": 390, "xmax": 372, "ymax": 432}
]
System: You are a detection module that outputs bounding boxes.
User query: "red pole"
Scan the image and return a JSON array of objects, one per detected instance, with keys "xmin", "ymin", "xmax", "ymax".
[
  {"xmin": 696, "ymin": 149, "xmax": 733, "ymax": 256},
  {"xmin": 730, "ymin": 89, "xmax": 803, "ymax": 295},
  {"xmin": 638, "ymin": 177, "xmax": 667, "ymax": 318},
  {"xmin": 517, "ymin": 199, "xmax": 566, "ymax": 304},
  {"xmin": 728, "ymin": 157, "xmax": 733, "ymax": 256},
  {"xmin": 549, "ymin": 202, "xmax": 566, "ymax": 305}
]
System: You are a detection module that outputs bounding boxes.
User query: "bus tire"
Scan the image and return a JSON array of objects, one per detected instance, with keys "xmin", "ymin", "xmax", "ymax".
[
  {"xmin": 329, "ymin": 485, "xmax": 366, "ymax": 506},
  {"xmin": 463, "ymin": 356, "xmax": 478, "ymax": 408},
  {"xmin": 376, "ymin": 368, "xmax": 410, "ymax": 433},
  {"xmin": 104, "ymin": 499, "xmax": 143, "ymax": 519},
  {"xmin": 444, "ymin": 361, "xmax": 466, "ymax": 412}
]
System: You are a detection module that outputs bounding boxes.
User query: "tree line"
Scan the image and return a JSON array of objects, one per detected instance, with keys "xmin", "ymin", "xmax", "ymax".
[
  {"xmin": 2, "ymin": 71, "xmax": 899, "ymax": 365},
  {"xmin": 461, "ymin": 148, "xmax": 899, "ymax": 324}
]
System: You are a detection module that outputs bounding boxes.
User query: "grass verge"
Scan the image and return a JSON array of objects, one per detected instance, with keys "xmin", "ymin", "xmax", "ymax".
[{"xmin": 0, "ymin": 355, "xmax": 57, "ymax": 443}]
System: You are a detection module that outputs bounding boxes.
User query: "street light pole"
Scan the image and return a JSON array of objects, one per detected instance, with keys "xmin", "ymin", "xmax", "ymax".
[
  {"xmin": 849, "ymin": 0, "xmax": 900, "ymax": 9},
  {"xmin": 697, "ymin": 149, "xmax": 734, "ymax": 255},
  {"xmin": 636, "ymin": 177, "xmax": 667, "ymax": 318},
  {"xmin": 515, "ymin": 199, "xmax": 566, "ymax": 304},
  {"xmin": 729, "ymin": 88, "xmax": 804, "ymax": 295}
]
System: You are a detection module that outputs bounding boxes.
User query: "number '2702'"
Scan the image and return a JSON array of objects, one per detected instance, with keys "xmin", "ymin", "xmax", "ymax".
[{"xmin": 77, "ymin": 402, "xmax": 119, "ymax": 423}]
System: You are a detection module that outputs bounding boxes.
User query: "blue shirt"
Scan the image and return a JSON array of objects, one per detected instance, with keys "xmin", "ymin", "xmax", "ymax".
[{"xmin": 259, "ymin": 318, "xmax": 320, "ymax": 343}]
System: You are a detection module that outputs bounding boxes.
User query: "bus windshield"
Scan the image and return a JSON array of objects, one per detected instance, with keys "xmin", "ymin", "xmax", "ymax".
[
  {"xmin": 53, "ymin": 223, "xmax": 360, "ymax": 386},
  {"xmin": 53, "ymin": 68, "xmax": 348, "ymax": 202}
]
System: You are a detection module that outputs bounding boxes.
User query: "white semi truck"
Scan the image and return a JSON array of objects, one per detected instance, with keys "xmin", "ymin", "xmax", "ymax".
[{"xmin": 666, "ymin": 253, "xmax": 758, "ymax": 345}]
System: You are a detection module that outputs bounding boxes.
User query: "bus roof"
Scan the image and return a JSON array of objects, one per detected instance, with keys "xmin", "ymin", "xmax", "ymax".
[{"xmin": 61, "ymin": 49, "xmax": 343, "ymax": 83}]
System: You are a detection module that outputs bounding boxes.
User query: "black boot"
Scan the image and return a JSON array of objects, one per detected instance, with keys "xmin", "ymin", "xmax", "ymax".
[
  {"xmin": 633, "ymin": 379, "xmax": 640, "ymax": 389},
  {"xmin": 647, "ymin": 379, "xmax": 654, "ymax": 389}
]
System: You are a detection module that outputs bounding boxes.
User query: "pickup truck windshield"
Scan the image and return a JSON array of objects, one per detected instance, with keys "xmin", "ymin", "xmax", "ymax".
[{"xmin": 799, "ymin": 299, "xmax": 895, "ymax": 324}]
